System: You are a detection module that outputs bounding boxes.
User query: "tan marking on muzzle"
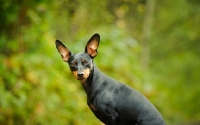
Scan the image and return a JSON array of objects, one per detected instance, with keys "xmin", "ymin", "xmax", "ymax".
[{"xmin": 72, "ymin": 71, "xmax": 78, "ymax": 79}]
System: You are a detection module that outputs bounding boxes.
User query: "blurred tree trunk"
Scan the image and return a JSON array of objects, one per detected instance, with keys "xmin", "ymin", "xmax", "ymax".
[{"xmin": 141, "ymin": 0, "xmax": 156, "ymax": 71}]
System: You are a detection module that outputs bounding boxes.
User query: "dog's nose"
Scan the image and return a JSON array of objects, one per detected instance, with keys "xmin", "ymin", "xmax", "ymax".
[{"xmin": 78, "ymin": 72, "xmax": 84, "ymax": 77}]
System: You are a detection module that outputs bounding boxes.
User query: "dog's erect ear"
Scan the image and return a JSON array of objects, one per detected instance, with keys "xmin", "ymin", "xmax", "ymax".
[
  {"xmin": 55, "ymin": 40, "xmax": 72, "ymax": 62},
  {"xmin": 85, "ymin": 33, "xmax": 100, "ymax": 58}
]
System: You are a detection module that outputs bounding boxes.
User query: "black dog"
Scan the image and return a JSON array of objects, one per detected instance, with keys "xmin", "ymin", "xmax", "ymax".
[{"xmin": 55, "ymin": 34, "xmax": 165, "ymax": 125}]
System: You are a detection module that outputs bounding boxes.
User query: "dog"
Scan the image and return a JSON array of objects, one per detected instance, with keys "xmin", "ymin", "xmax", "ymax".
[{"xmin": 55, "ymin": 33, "xmax": 165, "ymax": 125}]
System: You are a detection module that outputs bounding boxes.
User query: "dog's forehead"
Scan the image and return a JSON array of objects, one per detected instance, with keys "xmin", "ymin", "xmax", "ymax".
[{"xmin": 69, "ymin": 52, "xmax": 90, "ymax": 62}]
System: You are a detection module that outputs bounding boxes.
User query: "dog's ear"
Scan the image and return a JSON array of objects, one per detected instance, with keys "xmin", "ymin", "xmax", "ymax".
[
  {"xmin": 55, "ymin": 40, "xmax": 72, "ymax": 62},
  {"xmin": 85, "ymin": 33, "xmax": 100, "ymax": 58}
]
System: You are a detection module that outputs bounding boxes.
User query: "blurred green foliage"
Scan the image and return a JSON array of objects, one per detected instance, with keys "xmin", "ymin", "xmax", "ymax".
[{"xmin": 0, "ymin": 0, "xmax": 200, "ymax": 125}]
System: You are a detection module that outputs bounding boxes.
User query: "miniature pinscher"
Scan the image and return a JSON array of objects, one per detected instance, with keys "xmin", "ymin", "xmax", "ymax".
[{"xmin": 55, "ymin": 34, "xmax": 165, "ymax": 125}]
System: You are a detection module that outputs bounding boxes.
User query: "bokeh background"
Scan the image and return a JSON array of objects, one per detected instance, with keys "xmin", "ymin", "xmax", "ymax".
[{"xmin": 0, "ymin": 0, "xmax": 200, "ymax": 125}]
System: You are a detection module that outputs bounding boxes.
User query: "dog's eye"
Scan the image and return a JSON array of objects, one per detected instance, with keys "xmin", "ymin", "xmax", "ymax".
[
  {"xmin": 70, "ymin": 60, "xmax": 77, "ymax": 66},
  {"xmin": 70, "ymin": 63, "xmax": 76, "ymax": 67},
  {"xmin": 82, "ymin": 60, "xmax": 89, "ymax": 65}
]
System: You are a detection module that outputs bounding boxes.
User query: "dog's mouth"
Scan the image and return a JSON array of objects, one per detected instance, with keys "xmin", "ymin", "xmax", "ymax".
[
  {"xmin": 77, "ymin": 76, "xmax": 86, "ymax": 80},
  {"xmin": 77, "ymin": 77, "xmax": 87, "ymax": 83},
  {"xmin": 77, "ymin": 77, "xmax": 84, "ymax": 80}
]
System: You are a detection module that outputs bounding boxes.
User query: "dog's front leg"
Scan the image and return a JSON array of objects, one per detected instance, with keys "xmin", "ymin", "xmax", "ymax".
[
  {"xmin": 105, "ymin": 106, "xmax": 119, "ymax": 125},
  {"xmin": 106, "ymin": 116, "xmax": 118, "ymax": 125}
]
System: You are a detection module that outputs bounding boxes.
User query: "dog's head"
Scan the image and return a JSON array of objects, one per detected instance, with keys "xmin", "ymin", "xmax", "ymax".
[{"xmin": 55, "ymin": 34, "xmax": 100, "ymax": 83}]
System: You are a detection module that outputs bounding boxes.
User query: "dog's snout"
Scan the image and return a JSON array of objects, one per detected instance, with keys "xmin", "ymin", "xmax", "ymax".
[{"xmin": 78, "ymin": 72, "xmax": 84, "ymax": 77}]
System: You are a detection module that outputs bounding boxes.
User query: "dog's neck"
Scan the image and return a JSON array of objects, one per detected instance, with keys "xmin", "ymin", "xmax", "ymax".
[
  {"xmin": 80, "ymin": 64, "xmax": 106, "ymax": 95},
  {"xmin": 80, "ymin": 66, "xmax": 94, "ymax": 92}
]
